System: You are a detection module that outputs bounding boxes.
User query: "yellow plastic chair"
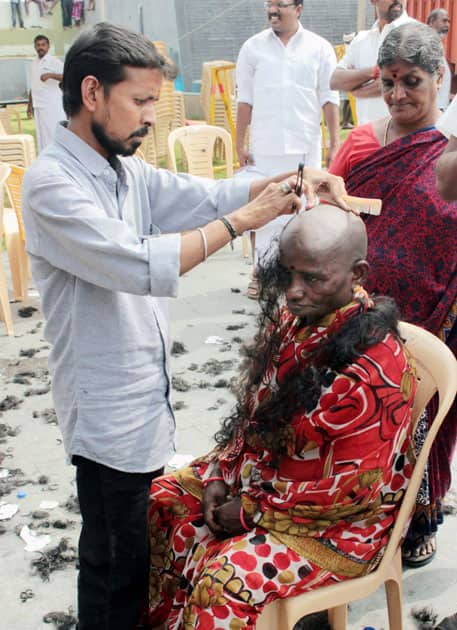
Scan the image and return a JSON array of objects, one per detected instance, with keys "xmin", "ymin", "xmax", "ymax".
[
  {"xmin": 0, "ymin": 163, "xmax": 14, "ymax": 336},
  {"xmin": 257, "ymin": 322, "xmax": 457, "ymax": 630},
  {"xmin": 4, "ymin": 164, "xmax": 29, "ymax": 303}
]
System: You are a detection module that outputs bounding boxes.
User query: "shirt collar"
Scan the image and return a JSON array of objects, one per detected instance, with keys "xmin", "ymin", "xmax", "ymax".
[
  {"xmin": 372, "ymin": 11, "xmax": 410, "ymax": 34},
  {"xmin": 54, "ymin": 122, "xmax": 123, "ymax": 178},
  {"xmin": 269, "ymin": 21, "xmax": 304, "ymax": 44}
]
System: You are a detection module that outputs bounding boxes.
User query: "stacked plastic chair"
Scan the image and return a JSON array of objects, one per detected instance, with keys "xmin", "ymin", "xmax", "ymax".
[
  {"xmin": 0, "ymin": 163, "xmax": 14, "ymax": 336},
  {"xmin": 152, "ymin": 41, "xmax": 175, "ymax": 164},
  {"xmin": 4, "ymin": 165, "xmax": 29, "ymax": 303},
  {"xmin": 200, "ymin": 61, "xmax": 237, "ymax": 144},
  {"xmin": 0, "ymin": 134, "xmax": 36, "ymax": 168}
]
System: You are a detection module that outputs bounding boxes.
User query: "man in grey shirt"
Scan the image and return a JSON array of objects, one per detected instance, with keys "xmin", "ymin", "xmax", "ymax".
[{"xmin": 22, "ymin": 22, "xmax": 347, "ymax": 630}]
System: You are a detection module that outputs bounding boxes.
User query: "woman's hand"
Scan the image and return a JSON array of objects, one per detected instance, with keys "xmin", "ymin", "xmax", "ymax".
[
  {"xmin": 213, "ymin": 497, "xmax": 253, "ymax": 537},
  {"xmin": 202, "ymin": 480, "xmax": 229, "ymax": 535}
]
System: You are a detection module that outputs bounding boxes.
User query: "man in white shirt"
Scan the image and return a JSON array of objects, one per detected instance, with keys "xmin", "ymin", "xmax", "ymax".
[
  {"xmin": 331, "ymin": 0, "xmax": 415, "ymax": 125},
  {"xmin": 235, "ymin": 0, "xmax": 339, "ymax": 271},
  {"xmin": 436, "ymin": 95, "xmax": 457, "ymax": 199},
  {"xmin": 27, "ymin": 34, "xmax": 66, "ymax": 152},
  {"xmin": 427, "ymin": 8, "xmax": 452, "ymax": 111}
]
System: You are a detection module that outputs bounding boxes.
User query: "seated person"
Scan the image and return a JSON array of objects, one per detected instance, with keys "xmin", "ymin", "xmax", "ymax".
[{"xmin": 148, "ymin": 205, "xmax": 417, "ymax": 630}]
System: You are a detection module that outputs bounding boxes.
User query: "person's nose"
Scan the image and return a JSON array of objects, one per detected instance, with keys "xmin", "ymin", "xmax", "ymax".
[
  {"xmin": 392, "ymin": 82, "xmax": 407, "ymax": 101},
  {"xmin": 286, "ymin": 274, "xmax": 305, "ymax": 300},
  {"xmin": 142, "ymin": 103, "xmax": 156, "ymax": 127}
]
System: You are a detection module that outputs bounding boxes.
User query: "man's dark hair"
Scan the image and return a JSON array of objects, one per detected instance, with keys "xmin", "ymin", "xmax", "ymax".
[
  {"xmin": 294, "ymin": 0, "xmax": 304, "ymax": 5},
  {"xmin": 34, "ymin": 34, "xmax": 50, "ymax": 45},
  {"xmin": 62, "ymin": 22, "xmax": 178, "ymax": 117}
]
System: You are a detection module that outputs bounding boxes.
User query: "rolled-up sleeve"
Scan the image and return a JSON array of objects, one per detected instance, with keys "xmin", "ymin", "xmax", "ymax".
[
  {"xmin": 236, "ymin": 41, "xmax": 255, "ymax": 105},
  {"xmin": 436, "ymin": 96, "xmax": 457, "ymax": 138},
  {"xmin": 23, "ymin": 171, "xmax": 181, "ymax": 297},
  {"xmin": 318, "ymin": 43, "xmax": 339, "ymax": 107}
]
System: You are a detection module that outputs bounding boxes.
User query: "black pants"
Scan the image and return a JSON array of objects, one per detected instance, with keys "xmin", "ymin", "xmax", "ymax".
[
  {"xmin": 74, "ymin": 456, "xmax": 163, "ymax": 630},
  {"xmin": 60, "ymin": 0, "xmax": 72, "ymax": 26}
]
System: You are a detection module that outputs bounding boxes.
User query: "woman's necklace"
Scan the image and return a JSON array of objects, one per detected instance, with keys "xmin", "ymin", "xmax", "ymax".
[{"xmin": 383, "ymin": 116, "xmax": 392, "ymax": 147}]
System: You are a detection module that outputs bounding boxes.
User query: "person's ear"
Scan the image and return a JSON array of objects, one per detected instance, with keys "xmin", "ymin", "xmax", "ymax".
[
  {"xmin": 80, "ymin": 75, "xmax": 102, "ymax": 113},
  {"xmin": 352, "ymin": 259, "xmax": 369, "ymax": 287}
]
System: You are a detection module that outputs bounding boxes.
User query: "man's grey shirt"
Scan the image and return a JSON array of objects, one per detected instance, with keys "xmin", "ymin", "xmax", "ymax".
[{"xmin": 22, "ymin": 124, "xmax": 250, "ymax": 472}]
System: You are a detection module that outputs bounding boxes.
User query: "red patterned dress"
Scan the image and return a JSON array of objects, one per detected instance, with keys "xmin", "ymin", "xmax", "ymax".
[{"xmin": 148, "ymin": 301, "xmax": 416, "ymax": 629}]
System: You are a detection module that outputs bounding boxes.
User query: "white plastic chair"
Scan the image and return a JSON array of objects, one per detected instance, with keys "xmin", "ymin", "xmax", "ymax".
[{"xmin": 257, "ymin": 322, "xmax": 457, "ymax": 630}]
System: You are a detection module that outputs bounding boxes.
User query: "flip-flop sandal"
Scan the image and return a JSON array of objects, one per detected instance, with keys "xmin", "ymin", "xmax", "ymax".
[
  {"xmin": 246, "ymin": 279, "xmax": 259, "ymax": 300},
  {"xmin": 402, "ymin": 537, "xmax": 437, "ymax": 568}
]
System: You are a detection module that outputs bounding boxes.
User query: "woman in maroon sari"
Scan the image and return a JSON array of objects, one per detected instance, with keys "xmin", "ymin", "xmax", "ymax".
[{"xmin": 330, "ymin": 22, "xmax": 457, "ymax": 567}]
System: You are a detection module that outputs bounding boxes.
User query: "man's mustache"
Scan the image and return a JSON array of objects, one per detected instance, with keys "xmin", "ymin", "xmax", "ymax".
[
  {"xmin": 268, "ymin": 11, "xmax": 280, "ymax": 18},
  {"xmin": 128, "ymin": 127, "xmax": 149, "ymax": 139}
]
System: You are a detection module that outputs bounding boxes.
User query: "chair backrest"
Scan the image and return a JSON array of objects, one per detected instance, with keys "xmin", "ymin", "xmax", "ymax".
[
  {"xmin": 0, "ymin": 134, "xmax": 36, "ymax": 167},
  {"xmin": 0, "ymin": 162, "xmax": 12, "ymax": 224},
  {"xmin": 377, "ymin": 322, "xmax": 457, "ymax": 569},
  {"xmin": 0, "ymin": 110, "xmax": 13, "ymax": 134},
  {"xmin": 5, "ymin": 164, "xmax": 26, "ymax": 242},
  {"xmin": 140, "ymin": 131, "xmax": 158, "ymax": 167},
  {"xmin": 167, "ymin": 124, "xmax": 233, "ymax": 178}
]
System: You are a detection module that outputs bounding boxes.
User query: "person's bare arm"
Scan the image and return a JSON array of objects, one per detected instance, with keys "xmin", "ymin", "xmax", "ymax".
[
  {"xmin": 323, "ymin": 102, "xmax": 340, "ymax": 166},
  {"xmin": 436, "ymin": 135, "xmax": 457, "ymax": 200},
  {"xmin": 40, "ymin": 72, "xmax": 63, "ymax": 82},
  {"xmin": 180, "ymin": 182, "xmax": 300, "ymax": 274},
  {"xmin": 330, "ymin": 66, "xmax": 377, "ymax": 92},
  {"xmin": 236, "ymin": 102, "xmax": 253, "ymax": 165},
  {"xmin": 351, "ymin": 79, "xmax": 382, "ymax": 99},
  {"xmin": 27, "ymin": 90, "xmax": 33, "ymax": 118}
]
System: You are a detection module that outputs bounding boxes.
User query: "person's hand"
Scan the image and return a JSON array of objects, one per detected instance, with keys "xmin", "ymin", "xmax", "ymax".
[
  {"xmin": 300, "ymin": 169, "xmax": 350, "ymax": 212},
  {"xmin": 326, "ymin": 144, "xmax": 339, "ymax": 168},
  {"xmin": 236, "ymin": 145, "xmax": 254, "ymax": 167},
  {"xmin": 40, "ymin": 73, "xmax": 54, "ymax": 82},
  {"xmin": 351, "ymin": 78, "xmax": 382, "ymax": 99},
  {"xmin": 229, "ymin": 180, "xmax": 301, "ymax": 233},
  {"xmin": 213, "ymin": 497, "xmax": 251, "ymax": 537},
  {"xmin": 202, "ymin": 480, "xmax": 229, "ymax": 535},
  {"xmin": 27, "ymin": 105, "xmax": 33, "ymax": 119}
]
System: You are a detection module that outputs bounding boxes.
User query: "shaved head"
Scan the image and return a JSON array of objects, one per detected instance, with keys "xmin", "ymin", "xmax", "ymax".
[
  {"xmin": 279, "ymin": 205, "xmax": 369, "ymax": 322},
  {"xmin": 280, "ymin": 204, "xmax": 367, "ymax": 265}
]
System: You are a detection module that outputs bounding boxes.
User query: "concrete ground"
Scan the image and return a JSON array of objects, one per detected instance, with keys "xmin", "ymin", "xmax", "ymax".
[{"xmin": 0, "ymin": 241, "xmax": 456, "ymax": 630}]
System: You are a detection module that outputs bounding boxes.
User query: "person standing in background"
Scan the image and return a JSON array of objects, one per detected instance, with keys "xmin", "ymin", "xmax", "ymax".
[
  {"xmin": 427, "ymin": 8, "xmax": 452, "ymax": 111},
  {"xmin": 235, "ymin": 0, "xmax": 339, "ymax": 294},
  {"xmin": 10, "ymin": 0, "xmax": 25, "ymax": 28},
  {"xmin": 331, "ymin": 0, "xmax": 414, "ymax": 125},
  {"xmin": 27, "ymin": 34, "xmax": 66, "ymax": 152}
]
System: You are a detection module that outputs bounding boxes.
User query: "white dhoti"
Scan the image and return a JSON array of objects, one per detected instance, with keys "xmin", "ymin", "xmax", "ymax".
[
  {"xmin": 252, "ymin": 145, "xmax": 321, "ymax": 265},
  {"xmin": 34, "ymin": 101, "xmax": 66, "ymax": 152}
]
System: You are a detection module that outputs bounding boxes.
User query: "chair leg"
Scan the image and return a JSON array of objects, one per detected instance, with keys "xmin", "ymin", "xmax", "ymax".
[
  {"xmin": 385, "ymin": 578, "xmax": 403, "ymax": 630},
  {"xmin": 328, "ymin": 604, "xmax": 347, "ymax": 630},
  {"xmin": 242, "ymin": 233, "xmax": 249, "ymax": 258},
  {"xmin": 0, "ymin": 263, "xmax": 14, "ymax": 336},
  {"xmin": 4, "ymin": 231, "xmax": 23, "ymax": 301}
]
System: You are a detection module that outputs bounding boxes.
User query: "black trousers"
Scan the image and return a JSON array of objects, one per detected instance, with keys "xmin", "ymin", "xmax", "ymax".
[{"xmin": 74, "ymin": 456, "xmax": 163, "ymax": 630}]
